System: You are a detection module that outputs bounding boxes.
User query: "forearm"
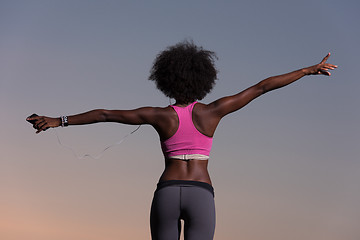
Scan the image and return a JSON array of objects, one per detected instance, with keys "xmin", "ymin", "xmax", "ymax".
[
  {"xmin": 66, "ymin": 109, "xmax": 106, "ymax": 126},
  {"xmin": 259, "ymin": 68, "xmax": 308, "ymax": 94}
]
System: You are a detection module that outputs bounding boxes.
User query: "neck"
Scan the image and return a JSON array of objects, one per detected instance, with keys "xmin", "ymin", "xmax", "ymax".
[{"xmin": 174, "ymin": 101, "xmax": 194, "ymax": 107}]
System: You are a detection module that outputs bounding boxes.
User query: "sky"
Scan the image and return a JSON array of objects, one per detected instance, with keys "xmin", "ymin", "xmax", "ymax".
[{"xmin": 1, "ymin": 0, "xmax": 359, "ymax": 239}]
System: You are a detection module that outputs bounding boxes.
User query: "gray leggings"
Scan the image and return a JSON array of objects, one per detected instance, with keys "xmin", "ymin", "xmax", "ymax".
[{"xmin": 150, "ymin": 180, "xmax": 216, "ymax": 240}]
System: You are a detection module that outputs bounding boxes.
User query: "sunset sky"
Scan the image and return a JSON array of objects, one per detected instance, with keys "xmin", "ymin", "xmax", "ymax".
[{"xmin": 1, "ymin": 0, "xmax": 359, "ymax": 239}]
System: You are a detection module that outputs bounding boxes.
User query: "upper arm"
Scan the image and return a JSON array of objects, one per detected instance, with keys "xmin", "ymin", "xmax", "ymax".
[
  {"xmin": 102, "ymin": 107, "xmax": 159, "ymax": 126},
  {"xmin": 208, "ymin": 83, "xmax": 264, "ymax": 118}
]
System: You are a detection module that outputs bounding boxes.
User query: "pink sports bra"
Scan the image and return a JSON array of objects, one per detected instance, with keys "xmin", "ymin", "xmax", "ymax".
[{"xmin": 161, "ymin": 102, "xmax": 213, "ymax": 160}]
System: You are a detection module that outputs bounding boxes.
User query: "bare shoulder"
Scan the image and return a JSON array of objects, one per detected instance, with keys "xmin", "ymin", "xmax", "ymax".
[
  {"xmin": 147, "ymin": 105, "xmax": 178, "ymax": 124},
  {"xmin": 150, "ymin": 105, "xmax": 179, "ymax": 139},
  {"xmin": 194, "ymin": 102, "xmax": 209, "ymax": 110},
  {"xmin": 193, "ymin": 101, "xmax": 216, "ymax": 116},
  {"xmin": 135, "ymin": 105, "xmax": 173, "ymax": 115},
  {"xmin": 151, "ymin": 105, "xmax": 176, "ymax": 116}
]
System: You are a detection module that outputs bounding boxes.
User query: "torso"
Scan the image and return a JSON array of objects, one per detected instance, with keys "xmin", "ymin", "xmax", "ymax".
[{"xmin": 154, "ymin": 102, "xmax": 220, "ymax": 186}]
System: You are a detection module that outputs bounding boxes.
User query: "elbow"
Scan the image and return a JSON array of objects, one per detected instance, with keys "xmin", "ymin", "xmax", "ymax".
[
  {"xmin": 257, "ymin": 76, "xmax": 279, "ymax": 94},
  {"xmin": 97, "ymin": 109, "xmax": 108, "ymax": 122},
  {"xmin": 255, "ymin": 81, "xmax": 269, "ymax": 95}
]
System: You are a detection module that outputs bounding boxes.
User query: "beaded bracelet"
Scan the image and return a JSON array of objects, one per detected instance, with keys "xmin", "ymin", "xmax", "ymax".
[{"xmin": 61, "ymin": 116, "xmax": 68, "ymax": 127}]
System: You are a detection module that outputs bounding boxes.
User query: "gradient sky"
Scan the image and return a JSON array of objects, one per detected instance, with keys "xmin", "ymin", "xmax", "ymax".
[{"xmin": 1, "ymin": 0, "xmax": 359, "ymax": 239}]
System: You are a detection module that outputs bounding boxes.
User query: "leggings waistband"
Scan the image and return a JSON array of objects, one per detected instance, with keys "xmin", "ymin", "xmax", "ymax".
[{"xmin": 156, "ymin": 180, "xmax": 214, "ymax": 197}]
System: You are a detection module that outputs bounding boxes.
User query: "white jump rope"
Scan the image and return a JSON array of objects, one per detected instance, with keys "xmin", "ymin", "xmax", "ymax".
[{"xmin": 53, "ymin": 125, "xmax": 141, "ymax": 160}]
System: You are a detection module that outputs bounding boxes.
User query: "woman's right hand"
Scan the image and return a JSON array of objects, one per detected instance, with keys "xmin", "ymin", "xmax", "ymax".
[{"xmin": 26, "ymin": 115, "xmax": 61, "ymax": 134}]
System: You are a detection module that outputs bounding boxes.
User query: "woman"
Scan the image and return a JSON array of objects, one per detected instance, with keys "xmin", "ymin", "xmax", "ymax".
[{"xmin": 27, "ymin": 41, "xmax": 337, "ymax": 240}]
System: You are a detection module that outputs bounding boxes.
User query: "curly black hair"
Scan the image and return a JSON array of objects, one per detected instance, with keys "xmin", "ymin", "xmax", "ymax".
[{"xmin": 149, "ymin": 41, "xmax": 218, "ymax": 103}]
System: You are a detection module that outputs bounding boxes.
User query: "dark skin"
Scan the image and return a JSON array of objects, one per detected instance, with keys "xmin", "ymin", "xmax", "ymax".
[{"xmin": 28, "ymin": 54, "xmax": 337, "ymax": 185}]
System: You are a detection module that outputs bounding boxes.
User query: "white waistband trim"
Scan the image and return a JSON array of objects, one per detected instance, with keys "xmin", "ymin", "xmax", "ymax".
[{"xmin": 167, "ymin": 154, "xmax": 209, "ymax": 160}]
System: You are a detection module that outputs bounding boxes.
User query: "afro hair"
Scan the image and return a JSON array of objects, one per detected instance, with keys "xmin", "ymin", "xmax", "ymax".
[{"xmin": 149, "ymin": 40, "xmax": 218, "ymax": 103}]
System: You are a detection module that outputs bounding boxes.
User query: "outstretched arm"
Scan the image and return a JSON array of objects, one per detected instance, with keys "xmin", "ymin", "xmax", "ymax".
[
  {"xmin": 27, "ymin": 107, "xmax": 159, "ymax": 134},
  {"xmin": 208, "ymin": 53, "xmax": 337, "ymax": 118}
]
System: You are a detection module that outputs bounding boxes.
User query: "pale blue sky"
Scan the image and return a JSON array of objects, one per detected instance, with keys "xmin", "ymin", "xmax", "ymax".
[{"xmin": 1, "ymin": 1, "xmax": 359, "ymax": 239}]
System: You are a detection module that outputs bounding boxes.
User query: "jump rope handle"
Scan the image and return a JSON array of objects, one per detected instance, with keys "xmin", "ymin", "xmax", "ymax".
[
  {"xmin": 26, "ymin": 113, "xmax": 38, "ymax": 124},
  {"xmin": 27, "ymin": 113, "xmax": 49, "ymax": 131}
]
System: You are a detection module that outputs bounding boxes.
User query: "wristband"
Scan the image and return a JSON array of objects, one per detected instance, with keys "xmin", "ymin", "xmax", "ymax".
[{"xmin": 61, "ymin": 116, "xmax": 69, "ymax": 127}]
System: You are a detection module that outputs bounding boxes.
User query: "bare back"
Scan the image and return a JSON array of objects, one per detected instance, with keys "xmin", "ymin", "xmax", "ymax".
[{"xmin": 154, "ymin": 102, "xmax": 221, "ymax": 185}]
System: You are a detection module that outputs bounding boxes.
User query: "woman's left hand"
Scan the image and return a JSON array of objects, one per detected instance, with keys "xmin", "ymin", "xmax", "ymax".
[{"xmin": 303, "ymin": 53, "xmax": 338, "ymax": 76}]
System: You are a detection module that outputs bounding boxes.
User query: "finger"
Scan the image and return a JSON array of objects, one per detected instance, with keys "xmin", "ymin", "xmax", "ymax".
[
  {"xmin": 27, "ymin": 117, "xmax": 37, "ymax": 121},
  {"xmin": 320, "ymin": 70, "xmax": 331, "ymax": 76},
  {"xmin": 34, "ymin": 117, "xmax": 47, "ymax": 127},
  {"xmin": 27, "ymin": 115, "xmax": 42, "ymax": 121},
  {"xmin": 34, "ymin": 119, "xmax": 45, "ymax": 129},
  {"xmin": 36, "ymin": 127, "xmax": 49, "ymax": 134},
  {"xmin": 320, "ymin": 52, "xmax": 331, "ymax": 64},
  {"xmin": 326, "ymin": 64, "xmax": 338, "ymax": 69},
  {"xmin": 321, "ymin": 65, "xmax": 336, "ymax": 71},
  {"xmin": 320, "ymin": 66, "xmax": 332, "ymax": 71},
  {"xmin": 38, "ymin": 121, "xmax": 49, "ymax": 130},
  {"xmin": 27, "ymin": 117, "xmax": 40, "ymax": 125}
]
